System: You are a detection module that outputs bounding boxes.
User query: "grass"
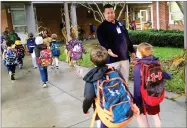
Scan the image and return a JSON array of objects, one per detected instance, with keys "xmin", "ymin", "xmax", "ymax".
[
  {"xmin": 59, "ymin": 40, "xmax": 185, "ymax": 94},
  {"xmin": 153, "ymin": 47, "xmax": 183, "ymax": 60}
]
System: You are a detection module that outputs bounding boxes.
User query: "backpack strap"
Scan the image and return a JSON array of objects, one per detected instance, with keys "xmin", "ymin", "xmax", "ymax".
[
  {"xmin": 90, "ymin": 109, "xmax": 97, "ymax": 128},
  {"xmin": 142, "ymin": 99, "xmax": 150, "ymax": 128}
]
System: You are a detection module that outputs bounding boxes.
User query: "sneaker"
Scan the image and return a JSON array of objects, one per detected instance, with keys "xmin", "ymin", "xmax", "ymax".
[
  {"xmin": 9, "ymin": 72, "xmax": 12, "ymax": 79},
  {"xmin": 33, "ymin": 66, "xmax": 37, "ymax": 69},
  {"xmin": 19, "ymin": 64, "xmax": 23, "ymax": 69},
  {"xmin": 11, "ymin": 74, "xmax": 15, "ymax": 80},
  {"xmin": 42, "ymin": 83, "xmax": 47, "ymax": 88}
]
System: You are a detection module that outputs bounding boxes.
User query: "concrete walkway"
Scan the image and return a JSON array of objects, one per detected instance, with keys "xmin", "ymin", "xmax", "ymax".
[{"xmin": 1, "ymin": 56, "xmax": 186, "ymax": 127}]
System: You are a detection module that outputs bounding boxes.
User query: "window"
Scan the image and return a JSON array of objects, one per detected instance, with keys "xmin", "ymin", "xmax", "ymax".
[
  {"xmin": 10, "ymin": 5, "xmax": 27, "ymax": 33},
  {"xmin": 169, "ymin": 2, "xmax": 184, "ymax": 24}
]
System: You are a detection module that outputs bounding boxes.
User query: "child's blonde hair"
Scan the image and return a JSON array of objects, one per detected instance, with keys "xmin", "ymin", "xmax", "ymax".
[
  {"xmin": 51, "ymin": 34, "xmax": 57, "ymax": 40},
  {"xmin": 137, "ymin": 42, "xmax": 153, "ymax": 57}
]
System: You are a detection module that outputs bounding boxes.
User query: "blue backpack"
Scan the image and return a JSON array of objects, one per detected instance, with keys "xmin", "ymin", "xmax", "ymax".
[
  {"xmin": 91, "ymin": 67, "xmax": 134, "ymax": 127},
  {"xmin": 51, "ymin": 41, "xmax": 60, "ymax": 56},
  {"xmin": 27, "ymin": 38, "xmax": 36, "ymax": 53},
  {"xmin": 5, "ymin": 49, "xmax": 17, "ymax": 66}
]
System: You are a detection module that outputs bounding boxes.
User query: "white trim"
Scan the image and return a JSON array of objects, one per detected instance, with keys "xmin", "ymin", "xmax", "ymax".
[
  {"xmin": 13, "ymin": 25, "xmax": 27, "ymax": 27},
  {"xmin": 10, "ymin": 8, "xmax": 24, "ymax": 10},
  {"xmin": 151, "ymin": 4, "xmax": 154, "ymax": 29},
  {"xmin": 140, "ymin": 10, "xmax": 148, "ymax": 30},
  {"xmin": 31, "ymin": 1, "xmax": 152, "ymax": 4},
  {"xmin": 156, "ymin": 1, "xmax": 160, "ymax": 30}
]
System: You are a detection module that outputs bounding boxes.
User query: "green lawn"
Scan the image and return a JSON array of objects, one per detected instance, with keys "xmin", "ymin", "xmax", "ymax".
[
  {"xmin": 153, "ymin": 47, "xmax": 183, "ymax": 60},
  {"xmin": 59, "ymin": 41, "xmax": 185, "ymax": 94}
]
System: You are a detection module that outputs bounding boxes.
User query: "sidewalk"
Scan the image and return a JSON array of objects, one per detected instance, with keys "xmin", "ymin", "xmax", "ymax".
[{"xmin": 1, "ymin": 56, "xmax": 186, "ymax": 127}]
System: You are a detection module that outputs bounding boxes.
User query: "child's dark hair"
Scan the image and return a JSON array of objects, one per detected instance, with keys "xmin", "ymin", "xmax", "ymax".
[
  {"xmin": 6, "ymin": 40, "xmax": 14, "ymax": 47},
  {"xmin": 104, "ymin": 4, "xmax": 113, "ymax": 11},
  {"xmin": 29, "ymin": 33, "xmax": 34, "ymax": 38},
  {"xmin": 90, "ymin": 45, "xmax": 108, "ymax": 67},
  {"xmin": 17, "ymin": 37, "xmax": 21, "ymax": 41}
]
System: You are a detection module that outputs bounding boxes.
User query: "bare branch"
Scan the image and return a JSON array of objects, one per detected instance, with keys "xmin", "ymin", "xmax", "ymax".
[
  {"xmin": 117, "ymin": 3, "xmax": 126, "ymax": 20},
  {"xmin": 80, "ymin": 3, "xmax": 102, "ymax": 23},
  {"xmin": 93, "ymin": 2, "xmax": 104, "ymax": 20},
  {"xmin": 114, "ymin": 3, "xmax": 118, "ymax": 11}
]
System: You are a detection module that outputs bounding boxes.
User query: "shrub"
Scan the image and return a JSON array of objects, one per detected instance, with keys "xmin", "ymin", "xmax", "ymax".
[{"xmin": 128, "ymin": 30, "xmax": 184, "ymax": 48}]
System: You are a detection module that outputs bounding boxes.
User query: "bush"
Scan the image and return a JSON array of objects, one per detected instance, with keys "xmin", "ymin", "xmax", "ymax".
[{"xmin": 128, "ymin": 30, "xmax": 184, "ymax": 48}]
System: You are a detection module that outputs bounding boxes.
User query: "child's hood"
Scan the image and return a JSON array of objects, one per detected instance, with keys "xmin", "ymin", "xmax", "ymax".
[
  {"xmin": 15, "ymin": 40, "xmax": 21, "ymax": 45},
  {"xmin": 83, "ymin": 66, "xmax": 108, "ymax": 82},
  {"xmin": 137, "ymin": 56, "xmax": 159, "ymax": 64}
]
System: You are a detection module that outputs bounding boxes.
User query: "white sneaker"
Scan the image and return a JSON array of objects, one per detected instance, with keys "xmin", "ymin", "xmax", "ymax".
[
  {"xmin": 9, "ymin": 71, "xmax": 12, "ymax": 79},
  {"xmin": 42, "ymin": 83, "xmax": 47, "ymax": 88},
  {"xmin": 9, "ymin": 71, "xmax": 12, "ymax": 76}
]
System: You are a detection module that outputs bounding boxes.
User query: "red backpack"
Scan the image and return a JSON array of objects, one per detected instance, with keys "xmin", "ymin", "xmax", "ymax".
[
  {"xmin": 39, "ymin": 49, "xmax": 52, "ymax": 66},
  {"xmin": 139, "ymin": 62, "xmax": 165, "ymax": 107}
]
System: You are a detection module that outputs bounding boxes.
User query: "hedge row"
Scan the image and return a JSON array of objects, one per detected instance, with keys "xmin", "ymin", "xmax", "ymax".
[{"xmin": 128, "ymin": 30, "xmax": 184, "ymax": 48}]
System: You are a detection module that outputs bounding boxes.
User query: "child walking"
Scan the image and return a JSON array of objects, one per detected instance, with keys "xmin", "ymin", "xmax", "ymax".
[
  {"xmin": 3, "ymin": 40, "xmax": 18, "ymax": 80},
  {"xmin": 133, "ymin": 43, "xmax": 172, "ymax": 128},
  {"xmin": 66, "ymin": 31, "xmax": 86, "ymax": 67},
  {"xmin": 27, "ymin": 33, "xmax": 37, "ymax": 68},
  {"xmin": 50, "ymin": 34, "xmax": 60, "ymax": 69},
  {"xmin": 14, "ymin": 37, "xmax": 25, "ymax": 69},
  {"xmin": 83, "ymin": 45, "xmax": 139, "ymax": 128},
  {"xmin": 35, "ymin": 36, "xmax": 52, "ymax": 88}
]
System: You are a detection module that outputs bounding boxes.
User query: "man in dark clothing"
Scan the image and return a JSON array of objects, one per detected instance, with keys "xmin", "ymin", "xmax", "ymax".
[{"xmin": 97, "ymin": 4, "xmax": 136, "ymax": 82}]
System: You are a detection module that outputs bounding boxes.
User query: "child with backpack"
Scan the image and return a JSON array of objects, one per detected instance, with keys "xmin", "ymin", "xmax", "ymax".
[
  {"xmin": 50, "ymin": 34, "xmax": 60, "ymax": 69},
  {"xmin": 14, "ymin": 37, "xmax": 25, "ymax": 69},
  {"xmin": 66, "ymin": 31, "xmax": 86, "ymax": 67},
  {"xmin": 83, "ymin": 45, "xmax": 139, "ymax": 128},
  {"xmin": 2, "ymin": 40, "xmax": 18, "ymax": 80},
  {"xmin": 35, "ymin": 36, "xmax": 52, "ymax": 88},
  {"xmin": 133, "ymin": 43, "xmax": 172, "ymax": 128},
  {"xmin": 27, "ymin": 33, "xmax": 37, "ymax": 68}
]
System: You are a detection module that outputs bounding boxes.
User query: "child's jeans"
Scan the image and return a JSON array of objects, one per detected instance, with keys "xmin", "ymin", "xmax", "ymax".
[
  {"xmin": 6, "ymin": 65, "xmax": 16, "ymax": 74},
  {"xmin": 38, "ymin": 64, "xmax": 48, "ymax": 84}
]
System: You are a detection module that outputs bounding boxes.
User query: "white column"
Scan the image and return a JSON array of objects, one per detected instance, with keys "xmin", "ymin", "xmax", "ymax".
[
  {"xmin": 133, "ymin": 9, "xmax": 135, "ymax": 21},
  {"xmin": 25, "ymin": 2, "xmax": 36, "ymax": 34},
  {"xmin": 70, "ymin": 3, "xmax": 78, "ymax": 37},
  {"xmin": 156, "ymin": 1, "xmax": 160, "ymax": 30},
  {"xmin": 151, "ymin": 4, "xmax": 154, "ymax": 29},
  {"xmin": 64, "ymin": 2, "xmax": 71, "ymax": 41},
  {"xmin": 146, "ymin": 8, "xmax": 149, "ymax": 21},
  {"xmin": 126, "ymin": 4, "xmax": 129, "ymax": 29},
  {"xmin": 184, "ymin": 2, "xmax": 187, "ymax": 94}
]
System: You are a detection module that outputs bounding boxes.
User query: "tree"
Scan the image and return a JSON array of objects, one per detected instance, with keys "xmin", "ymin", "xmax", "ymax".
[{"xmin": 79, "ymin": 2, "xmax": 126, "ymax": 23}]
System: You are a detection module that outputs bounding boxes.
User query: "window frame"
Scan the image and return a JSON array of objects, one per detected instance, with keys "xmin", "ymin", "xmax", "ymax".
[
  {"xmin": 10, "ymin": 5, "xmax": 27, "ymax": 33},
  {"xmin": 168, "ymin": 2, "xmax": 184, "ymax": 25}
]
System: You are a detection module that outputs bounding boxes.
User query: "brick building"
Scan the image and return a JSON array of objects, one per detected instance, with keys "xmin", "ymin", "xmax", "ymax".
[{"xmin": 1, "ymin": 1, "xmax": 184, "ymax": 40}]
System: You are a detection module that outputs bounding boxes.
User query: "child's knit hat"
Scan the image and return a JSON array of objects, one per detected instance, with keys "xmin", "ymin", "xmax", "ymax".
[{"xmin": 35, "ymin": 36, "xmax": 43, "ymax": 45}]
